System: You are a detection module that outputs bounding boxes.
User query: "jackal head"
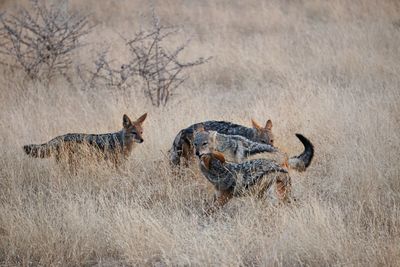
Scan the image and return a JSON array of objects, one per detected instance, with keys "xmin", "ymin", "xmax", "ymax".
[
  {"xmin": 251, "ymin": 119, "xmax": 274, "ymax": 146},
  {"xmin": 199, "ymin": 151, "xmax": 226, "ymax": 170},
  {"xmin": 193, "ymin": 124, "xmax": 215, "ymax": 157},
  {"xmin": 122, "ymin": 113, "xmax": 147, "ymax": 143}
]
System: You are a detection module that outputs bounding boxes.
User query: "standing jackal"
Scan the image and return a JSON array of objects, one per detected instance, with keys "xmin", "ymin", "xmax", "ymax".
[
  {"xmin": 193, "ymin": 126, "xmax": 277, "ymax": 163},
  {"xmin": 169, "ymin": 119, "xmax": 274, "ymax": 165},
  {"xmin": 198, "ymin": 151, "xmax": 291, "ymax": 214},
  {"xmin": 194, "ymin": 126, "xmax": 314, "ymax": 172},
  {"xmin": 23, "ymin": 113, "xmax": 147, "ymax": 166}
]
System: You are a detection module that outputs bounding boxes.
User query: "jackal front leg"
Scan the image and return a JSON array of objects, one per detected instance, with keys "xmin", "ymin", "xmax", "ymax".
[{"xmin": 204, "ymin": 189, "xmax": 233, "ymax": 216}]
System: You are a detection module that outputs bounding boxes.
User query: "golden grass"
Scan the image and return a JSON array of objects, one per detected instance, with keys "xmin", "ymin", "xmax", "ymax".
[{"xmin": 0, "ymin": 0, "xmax": 399, "ymax": 265}]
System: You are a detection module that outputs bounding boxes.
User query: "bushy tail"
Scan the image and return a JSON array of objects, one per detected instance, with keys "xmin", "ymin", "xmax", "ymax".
[
  {"xmin": 288, "ymin": 134, "xmax": 314, "ymax": 172},
  {"xmin": 23, "ymin": 143, "xmax": 52, "ymax": 158}
]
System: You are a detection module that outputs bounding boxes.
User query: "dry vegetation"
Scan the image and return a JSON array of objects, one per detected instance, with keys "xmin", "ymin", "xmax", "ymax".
[{"xmin": 1, "ymin": 0, "xmax": 400, "ymax": 266}]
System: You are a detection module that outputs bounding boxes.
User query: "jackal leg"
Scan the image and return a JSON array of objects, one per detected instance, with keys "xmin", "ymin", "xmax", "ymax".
[
  {"xmin": 276, "ymin": 172, "xmax": 292, "ymax": 202},
  {"xmin": 255, "ymin": 174, "xmax": 276, "ymax": 199},
  {"xmin": 204, "ymin": 189, "xmax": 233, "ymax": 216}
]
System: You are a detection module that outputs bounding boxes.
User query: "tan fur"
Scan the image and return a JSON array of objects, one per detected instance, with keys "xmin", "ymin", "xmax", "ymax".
[
  {"xmin": 251, "ymin": 119, "xmax": 274, "ymax": 145},
  {"xmin": 251, "ymin": 119, "xmax": 263, "ymax": 130},
  {"xmin": 204, "ymin": 131, "xmax": 308, "ymax": 173},
  {"xmin": 212, "ymin": 149, "xmax": 292, "ymax": 201},
  {"xmin": 200, "ymin": 154, "xmax": 212, "ymax": 170},
  {"xmin": 246, "ymin": 150, "xmax": 289, "ymax": 168},
  {"xmin": 201, "ymin": 152, "xmax": 291, "ymax": 216},
  {"xmin": 205, "ymin": 190, "xmax": 233, "ymax": 216},
  {"xmin": 211, "ymin": 151, "xmax": 226, "ymax": 163},
  {"xmin": 23, "ymin": 113, "xmax": 147, "ymax": 171}
]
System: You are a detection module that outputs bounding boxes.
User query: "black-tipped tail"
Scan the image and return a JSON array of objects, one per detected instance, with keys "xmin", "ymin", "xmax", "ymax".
[
  {"xmin": 288, "ymin": 134, "xmax": 314, "ymax": 172},
  {"xmin": 295, "ymin": 133, "xmax": 314, "ymax": 168},
  {"xmin": 23, "ymin": 144, "xmax": 51, "ymax": 158}
]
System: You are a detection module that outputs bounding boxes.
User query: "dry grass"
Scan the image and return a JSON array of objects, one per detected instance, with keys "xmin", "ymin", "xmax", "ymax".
[{"xmin": 1, "ymin": 0, "xmax": 400, "ymax": 266}]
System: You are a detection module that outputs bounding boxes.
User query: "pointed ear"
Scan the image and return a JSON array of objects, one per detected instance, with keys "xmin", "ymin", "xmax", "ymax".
[
  {"xmin": 135, "ymin": 113, "xmax": 147, "ymax": 124},
  {"xmin": 251, "ymin": 119, "xmax": 262, "ymax": 130},
  {"xmin": 265, "ymin": 119, "xmax": 272, "ymax": 130},
  {"xmin": 194, "ymin": 123, "xmax": 205, "ymax": 133},
  {"xmin": 123, "ymin": 114, "xmax": 132, "ymax": 128},
  {"xmin": 212, "ymin": 151, "xmax": 226, "ymax": 163}
]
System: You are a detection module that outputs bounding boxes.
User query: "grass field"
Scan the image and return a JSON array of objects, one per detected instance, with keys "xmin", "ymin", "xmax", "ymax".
[{"xmin": 0, "ymin": 0, "xmax": 399, "ymax": 265}]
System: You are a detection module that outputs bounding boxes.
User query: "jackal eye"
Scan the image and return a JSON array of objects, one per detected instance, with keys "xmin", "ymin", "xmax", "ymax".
[{"xmin": 202, "ymin": 142, "xmax": 208, "ymax": 146}]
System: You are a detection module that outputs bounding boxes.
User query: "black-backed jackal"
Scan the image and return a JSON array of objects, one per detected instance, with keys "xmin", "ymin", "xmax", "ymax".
[
  {"xmin": 169, "ymin": 119, "xmax": 274, "ymax": 165},
  {"xmin": 194, "ymin": 126, "xmax": 314, "ymax": 172},
  {"xmin": 198, "ymin": 151, "xmax": 291, "ymax": 214},
  {"xmin": 23, "ymin": 113, "xmax": 147, "ymax": 167}
]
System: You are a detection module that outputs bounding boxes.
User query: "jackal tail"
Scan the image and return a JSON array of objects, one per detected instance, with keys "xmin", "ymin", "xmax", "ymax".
[
  {"xmin": 288, "ymin": 133, "xmax": 314, "ymax": 172},
  {"xmin": 23, "ymin": 143, "xmax": 53, "ymax": 158}
]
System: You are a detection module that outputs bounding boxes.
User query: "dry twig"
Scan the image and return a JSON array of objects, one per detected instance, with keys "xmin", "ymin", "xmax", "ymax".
[
  {"xmin": 85, "ymin": 8, "xmax": 210, "ymax": 107},
  {"xmin": 0, "ymin": 0, "xmax": 93, "ymax": 82}
]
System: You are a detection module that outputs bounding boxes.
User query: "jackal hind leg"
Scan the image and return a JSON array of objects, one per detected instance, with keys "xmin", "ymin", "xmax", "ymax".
[
  {"xmin": 65, "ymin": 146, "xmax": 79, "ymax": 175},
  {"xmin": 254, "ymin": 173, "xmax": 277, "ymax": 200},
  {"xmin": 275, "ymin": 172, "xmax": 292, "ymax": 202},
  {"xmin": 54, "ymin": 144, "xmax": 78, "ymax": 175}
]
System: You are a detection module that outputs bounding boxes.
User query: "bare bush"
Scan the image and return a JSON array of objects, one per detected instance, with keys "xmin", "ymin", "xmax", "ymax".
[
  {"xmin": 85, "ymin": 10, "xmax": 210, "ymax": 107},
  {"xmin": 79, "ymin": 48, "xmax": 132, "ymax": 90},
  {"xmin": 1, "ymin": 0, "xmax": 400, "ymax": 265},
  {"xmin": 0, "ymin": 0, "xmax": 93, "ymax": 82}
]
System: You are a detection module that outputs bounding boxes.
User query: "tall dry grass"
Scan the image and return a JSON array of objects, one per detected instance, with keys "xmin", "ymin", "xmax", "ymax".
[{"xmin": 0, "ymin": 0, "xmax": 400, "ymax": 265}]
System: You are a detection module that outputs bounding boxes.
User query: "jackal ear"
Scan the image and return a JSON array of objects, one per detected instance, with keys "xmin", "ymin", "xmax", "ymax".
[
  {"xmin": 265, "ymin": 120, "xmax": 272, "ymax": 130},
  {"xmin": 212, "ymin": 151, "xmax": 226, "ymax": 163},
  {"xmin": 123, "ymin": 114, "xmax": 132, "ymax": 128},
  {"xmin": 194, "ymin": 123, "xmax": 205, "ymax": 133},
  {"xmin": 135, "ymin": 113, "xmax": 147, "ymax": 124},
  {"xmin": 251, "ymin": 119, "xmax": 262, "ymax": 130}
]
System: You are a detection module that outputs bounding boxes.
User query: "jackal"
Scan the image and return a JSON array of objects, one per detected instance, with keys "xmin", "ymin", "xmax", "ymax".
[
  {"xmin": 198, "ymin": 152, "xmax": 291, "ymax": 214},
  {"xmin": 193, "ymin": 126, "xmax": 277, "ymax": 163},
  {"xmin": 23, "ymin": 113, "xmax": 147, "ymax": 167},
  {"xmin": 169, "ymin": 119, "xmax": 274, "ymax": 165},
  {"xmin": 194, "ymin": 127, "xmax": 314, "ymax": 172}
]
